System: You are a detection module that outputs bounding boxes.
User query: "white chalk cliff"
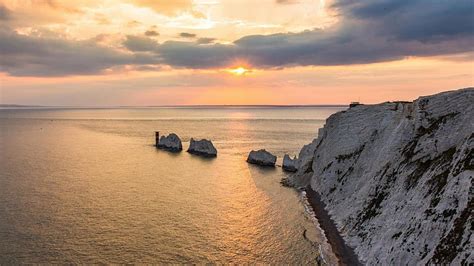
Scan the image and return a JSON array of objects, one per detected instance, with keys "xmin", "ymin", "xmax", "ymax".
[{"xmin": 289, "ymin": 88, "xmax": 473, "ymax": 264}]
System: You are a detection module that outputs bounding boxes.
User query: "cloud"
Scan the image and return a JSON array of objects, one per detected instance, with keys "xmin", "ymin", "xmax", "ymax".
[
  {"xmin": 129, "ymin": 0, "xmax": 194, "ymax": 16},
  {"xmin": 333, "ymin": 0, "xmax": 474, "ymax": 42},
  {"xmin": 144, "ymin": 30, "xmax": 159, "ymax": 37},
  {"xmin": 0, "ymin": 0, "xmax": 97, "ymax": 26},
  {"xmin": 196, "ymin": 37, "xmax": 216, "ymax": 44},
  {"xmin": 127, "ymin": 20, "xmax": 142, "ymax": 27},
  {"xmin": 153, "ymin": 0, "xmax": 474, "ymax": 69},
  {"xmin": 0, "ymin": 4, "xmax": 12, "ymax": 20},
  {"xmin": 179, "ymin": 32, "xmax": 197, "ymax": 38},
  {"xmin": 123, "ymin": 35, "xmax": 159, "ymax": 52},
  {"xmin": 1, "ymin": 0, "xmax": 473, "ymax": 77},
  {"xmin": 275, "ymin": 0, "xmax": 300, "ymax": 4},
  {"xmin": 0, "ymin": 28, "xmax": 159, "ymax": 76},
  {"xmin": 157, "ymin": 41, "xmax": 237, "ymax": 68},
  {"xmin": 94, "ymin": 13, "xmax": 111, "ymax": 25}
]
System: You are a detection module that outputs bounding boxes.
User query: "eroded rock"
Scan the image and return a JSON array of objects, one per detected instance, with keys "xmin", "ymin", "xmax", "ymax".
[
  {"xmin": 187, "ymin": 138, "xmax": 217, "ymax": 157},
  {"xmin": 283, "ymin": 154, "xmax": 298, "ymax": 172},
  {"xmin": 157, "ymin": 133, "xmax": 182, "ymax": 152},
  {"xmin": 247, "ymin": 149, "xmax": 277, "ymax": 166}
]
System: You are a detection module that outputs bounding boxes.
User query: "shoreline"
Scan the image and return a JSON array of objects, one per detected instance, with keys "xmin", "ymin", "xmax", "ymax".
[{"xmin": 304, "ymin": 186, "xmax": 361, "ymax": 266}]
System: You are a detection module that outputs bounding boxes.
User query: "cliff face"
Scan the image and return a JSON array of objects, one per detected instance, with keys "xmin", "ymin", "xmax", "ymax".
[{"xmin": 291, "ymin": 88, "xmax": 473, "ymax": 265}]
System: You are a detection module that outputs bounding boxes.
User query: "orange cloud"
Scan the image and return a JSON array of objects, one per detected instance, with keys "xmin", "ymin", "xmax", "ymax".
[
  {"xmin": 1, "ymin": 0, "xmax": 98, "ymax": 26},
  {"xmin": 129, "ymin": 0, "xmax": 202, "ymax": 17}
]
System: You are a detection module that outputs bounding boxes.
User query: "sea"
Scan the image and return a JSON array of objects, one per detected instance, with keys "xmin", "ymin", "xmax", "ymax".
[{"xmin": 0, "ymin": 106, "xmax": 345, "ymax": 263}]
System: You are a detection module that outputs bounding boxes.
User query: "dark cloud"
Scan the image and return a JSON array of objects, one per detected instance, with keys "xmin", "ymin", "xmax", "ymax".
[
  {"xmin": 0, "ymin": 5, "xmax": 11, "ymax": 20},
  {"xmin": 144, "ymin": 30, "xmax": 159, "ymax": 37},
  {"xmin": 153, "ymin": 0, "xmax": 473, "ymax": 69},
  {"xmin": 179, "ymin": 32, "xmax": 197, "ymax": 38},
  {"xmin": 123, "ymin": 35, "xmax": 159, "ymax": 52},
  {"xmin": 157, "ymin": 41, "xmax": 237, "ymax": 68},
  {"xmin": 0, "ymin": 29, "xmax": 158, "ymax": 76},
  {"xmin": 334, "ymin": 0, "xmax": 474, "ymax": 42},
  {"xmin": 196, "ymin": 37, "xmax": 216, "ymax": 44}
]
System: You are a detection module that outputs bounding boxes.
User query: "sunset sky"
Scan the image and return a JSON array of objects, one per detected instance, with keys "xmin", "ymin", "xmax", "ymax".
[{"xmin": 0, "ymin": 0, "xmax": 473, "ymax": 105}]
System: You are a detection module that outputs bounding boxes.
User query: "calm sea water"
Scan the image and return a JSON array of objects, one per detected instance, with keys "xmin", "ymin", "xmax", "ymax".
[{"xmin": 0, "ymin": 106, "xmax": 344, "ymax": 264}]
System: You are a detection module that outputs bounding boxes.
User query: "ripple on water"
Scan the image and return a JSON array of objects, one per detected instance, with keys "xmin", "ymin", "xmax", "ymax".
[{"xmin": 0, "ymin": 107, "xmax": 344, "ymax": 263}]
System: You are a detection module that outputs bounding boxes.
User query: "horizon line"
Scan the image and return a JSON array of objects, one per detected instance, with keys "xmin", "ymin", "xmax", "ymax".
[{"xmin": 0, "ymin": 104, "xmax": 350, "ymax": 108}]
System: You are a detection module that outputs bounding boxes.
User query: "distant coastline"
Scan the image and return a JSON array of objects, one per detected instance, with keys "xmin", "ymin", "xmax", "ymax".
[
  {"xmin": 0, "ymin": 104, "xmax": 348, "ymax": 109},
  {"xmin": 0, "ymin": 104, "xmax": 45, "ymax": 108}
]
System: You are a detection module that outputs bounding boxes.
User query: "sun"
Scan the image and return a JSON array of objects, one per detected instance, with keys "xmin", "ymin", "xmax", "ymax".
[{"xmin": 227, "ymin": 66, "xmax": 250, "ymax": 76}]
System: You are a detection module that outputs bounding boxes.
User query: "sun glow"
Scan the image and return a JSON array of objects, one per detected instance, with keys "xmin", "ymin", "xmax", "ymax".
[{"xmin": 227, "ymin": 67, "xmax": 251, "ymax": 76}]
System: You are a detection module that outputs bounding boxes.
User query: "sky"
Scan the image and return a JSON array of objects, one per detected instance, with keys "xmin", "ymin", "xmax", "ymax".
[{"xmin": 0, "ymin": 0, "xmax": 473, "ymax": 106}]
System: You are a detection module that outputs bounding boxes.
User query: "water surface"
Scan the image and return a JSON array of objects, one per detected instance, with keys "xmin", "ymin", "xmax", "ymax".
[{"xmin": 0, "ymin": 106, "xmax": 344, "ymax": 263}]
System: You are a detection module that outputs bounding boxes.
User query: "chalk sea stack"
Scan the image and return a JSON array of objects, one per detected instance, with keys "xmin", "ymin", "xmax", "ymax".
[
  {"xmin": 187, "ymin": 138, "xmax": 217, "ymax": 157},
  {"xmin": 157, "ymin": 133, "xmax": 183, "ymax": 152},
  {"xmin": 282, "ymin": 154, "xmax": 298, "ymax": 172},
  {"xmin": 286, "ymin": 88, "xmax": 473, "ymax": 264},
  {"xmin": 247, "ymin": 149, "xmax": 277, "ymax": 166}
]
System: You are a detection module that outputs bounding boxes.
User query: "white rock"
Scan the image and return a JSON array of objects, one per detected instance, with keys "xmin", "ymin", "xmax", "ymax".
[
  {"xmin": 283, "ymin": 154, "xmax": 298, "ymax": 172},
  {"xmin": 157, "ymin": 133, "xmax": 182, "ymax": 152},
  {"xmin": 187, "ymin": 138, "xmax": 217, "ymax": 157},
  {"xmin": 290, "ymin": 88, "xmax": 474, "ymax": 265},
  {"xmin": 247, "ymin": 149, "xmax": 277, "ymax": 166}
]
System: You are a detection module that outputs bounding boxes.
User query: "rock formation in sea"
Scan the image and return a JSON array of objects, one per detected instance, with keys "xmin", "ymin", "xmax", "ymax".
[
  {"xmin": 247, "ymin": 149, "xmax": 277, "ymax": 166},
  {"xmin": 187, "ymin": 138, "xmax": 217, "ymax": 157},
  {"xmin": 157, "ymin": 133, "xmax": 183, "ymax": 152},
  {"xmin": 283, "ymin": 154, "xmax": 298, "ymax": 172},
  {"xmin": 287, "ymin": 88, "xmax": 473, "ymax": 264}
]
